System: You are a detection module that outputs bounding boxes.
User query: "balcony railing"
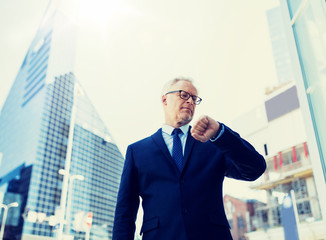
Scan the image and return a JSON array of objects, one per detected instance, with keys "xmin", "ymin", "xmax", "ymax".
[{"xmin": 251, "ymin": 157, "xmax": 312, "ymax": 189}]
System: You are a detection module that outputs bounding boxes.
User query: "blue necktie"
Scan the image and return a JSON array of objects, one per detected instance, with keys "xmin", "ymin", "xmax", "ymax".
[{"xmin": 172, "ymin": 128, "xmax": 183, "ymax": 171}]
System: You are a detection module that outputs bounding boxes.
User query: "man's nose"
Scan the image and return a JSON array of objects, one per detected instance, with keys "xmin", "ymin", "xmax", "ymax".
[{"xmin": 186, "ymin": 97, "xmax": 195, "ymax": 105}]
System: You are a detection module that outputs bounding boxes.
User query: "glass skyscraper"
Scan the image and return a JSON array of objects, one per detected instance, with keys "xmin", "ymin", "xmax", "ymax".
[
  {"xmin": 0, "ymin": 2, "xmax": 124, "ymax": 240},
  {"xmin": 279, "ymin": 0, "xmax": 326, "ymax": 224},
  {"xmin": 266, "ymin": 6, "xmax": 297, "ymax": 85}
]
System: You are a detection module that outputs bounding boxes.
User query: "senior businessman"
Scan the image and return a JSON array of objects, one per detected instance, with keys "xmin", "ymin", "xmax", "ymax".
[{"xmin": 112, "ymin": 78, "xmax": 266, "ymax": 240}]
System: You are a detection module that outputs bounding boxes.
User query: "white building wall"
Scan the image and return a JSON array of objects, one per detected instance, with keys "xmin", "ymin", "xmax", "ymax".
[
  {"xmin": 264, "ymin": 108, "xmax": 306, "ymax": 156},
  {"xmin": 231, "ymin": 98, "xmax": 307, "ymax": 158}
]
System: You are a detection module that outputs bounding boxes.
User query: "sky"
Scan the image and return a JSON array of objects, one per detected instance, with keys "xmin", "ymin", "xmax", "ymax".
[{"xmin": 0, "ymin": 0, "xmax": 279, "ymax": 200}]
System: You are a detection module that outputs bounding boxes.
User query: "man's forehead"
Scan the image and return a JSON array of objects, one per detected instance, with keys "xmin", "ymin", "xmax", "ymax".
[{"xmin": 170, "ymin": 80, "xmax": 197, "ymax": 92}]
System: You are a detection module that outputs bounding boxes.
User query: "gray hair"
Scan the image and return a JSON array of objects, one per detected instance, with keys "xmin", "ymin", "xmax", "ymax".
[{"xmin": 162, "ymin": 77, "xmax": 195, "ymax": 95}]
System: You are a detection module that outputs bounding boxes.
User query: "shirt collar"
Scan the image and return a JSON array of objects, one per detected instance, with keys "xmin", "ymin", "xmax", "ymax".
[{"xmin": 162, "ymin": 124, "xmax": 190, "ymax": 135}]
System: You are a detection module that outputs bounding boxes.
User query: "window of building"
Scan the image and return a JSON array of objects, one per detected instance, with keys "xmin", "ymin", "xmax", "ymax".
[{"xmin": 237, "ymin": 215, "xmax": 245, "ymax": 229}]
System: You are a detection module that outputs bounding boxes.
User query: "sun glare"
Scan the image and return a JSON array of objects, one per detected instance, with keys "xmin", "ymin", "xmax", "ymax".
[{"xmin": 78, "ymin": 0, "xmax": 136, "ymax": 26}]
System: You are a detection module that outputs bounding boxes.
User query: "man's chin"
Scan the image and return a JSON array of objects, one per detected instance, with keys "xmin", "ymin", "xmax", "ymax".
[{"xmin": 180, "ymin": 114, "xmax": 193, "ymax": 124}]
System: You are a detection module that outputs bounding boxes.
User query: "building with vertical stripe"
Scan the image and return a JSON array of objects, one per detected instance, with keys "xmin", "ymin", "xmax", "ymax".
[
  {"xmin": 0, "ymin": 1, "xmax": 124, "ymax": 239},
  {"xmin": 266, "ymin": 6, "xmax": 296, "ymax": 86},
  {"xmin": 278, "ymin": 0, "xmax": 326, "ymax": 223}
]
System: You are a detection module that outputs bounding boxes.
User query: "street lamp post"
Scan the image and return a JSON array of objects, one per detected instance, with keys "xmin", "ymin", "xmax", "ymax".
[
  {"xmin": 56, "ymin": 84, "xmax": 79, "ymax": 240},
  {"xmin": 57, "ymin": 169, "xmax": 84, "ymax": 239},
  {"xmin": 64, "ymin": 173, "xmax": 84, "ymax": 236},
  {"xmin": 0, "ymin": 202, "xmax": 19, "ymax": 240}
]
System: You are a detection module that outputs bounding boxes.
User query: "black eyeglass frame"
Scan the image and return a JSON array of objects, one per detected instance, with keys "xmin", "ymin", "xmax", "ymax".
[{"xmin": 165, "ymin": 90, "xmax": 202, "ymax": 105}]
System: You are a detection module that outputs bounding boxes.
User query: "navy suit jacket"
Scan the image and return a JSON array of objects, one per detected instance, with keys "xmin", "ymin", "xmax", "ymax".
[{"xmin": 112, "ymin": 124, "xmax": 266, "ymax": 240}]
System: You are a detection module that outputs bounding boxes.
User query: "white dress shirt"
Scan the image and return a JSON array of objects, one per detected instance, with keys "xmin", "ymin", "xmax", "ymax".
[
  {"xmin": 161, "ymin": 123, "xmax": 225, "ymax": 157},
  {"xmin": 162, "ymin": 124, "xmax": 189, "ymax": 156}
]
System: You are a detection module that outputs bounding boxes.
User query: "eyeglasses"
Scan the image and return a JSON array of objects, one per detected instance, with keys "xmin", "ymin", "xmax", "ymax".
[{"xmin": 165, "ymin": 90, "xmax": 202, "ymax": 105}]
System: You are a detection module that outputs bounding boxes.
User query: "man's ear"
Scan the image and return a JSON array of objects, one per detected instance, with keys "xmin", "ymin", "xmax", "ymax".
[{"xmin": 162, "ymin": 95, "xmax": 167, "ymax": 105}]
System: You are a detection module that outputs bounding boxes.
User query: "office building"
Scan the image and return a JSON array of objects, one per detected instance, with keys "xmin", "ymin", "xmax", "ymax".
[
  {"xmin": 224, "ymin": 195, "xmax": 265, "ymax": 240},
  {"xmin": 266, "ymin": 6, "xmax": 296, "ymax": 86},
  {"xmin": 278, "ymin": 0, "xmax": 326, "ymax": 224},
  {"xmin": 243, "ymin": 2, "xmax": 326, "ymax": 238},
  {"xmin": 0, "ymin": 2, "xmax": 124, "ymax": 240},
  {"xmin": 231, "ymin": 82, "xmax": 325, "ymax": 240}
]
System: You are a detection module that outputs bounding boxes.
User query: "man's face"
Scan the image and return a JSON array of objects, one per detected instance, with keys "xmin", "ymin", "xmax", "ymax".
[{"xmin": 162, "ymin": 80, "xmax": 198, "ymax": 127}]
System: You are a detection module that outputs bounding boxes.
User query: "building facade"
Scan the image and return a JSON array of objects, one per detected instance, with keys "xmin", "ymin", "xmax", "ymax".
[
  {"xmin": 266, "ymin": 6, "xmax": 296, "ymax": 85},
  {"xmin": 279, "ymin": 0, "xmax": 326, "ymax": 221},
  {"xmin": 223, "ymin": 195, "xmax": 265, "ymax": 240},
  {"xmin": 0, "ymin": 2, "xmax": 124, "ymax": 240},
  {"xmin": 231, "ymin": 82, "xmax": 325, "ymax": 240}
]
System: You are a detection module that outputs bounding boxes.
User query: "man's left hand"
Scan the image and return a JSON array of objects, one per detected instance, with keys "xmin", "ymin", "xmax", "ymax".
[{"xmin": 191, "ymin": 115, "xmax": 220, "ymax": 142}]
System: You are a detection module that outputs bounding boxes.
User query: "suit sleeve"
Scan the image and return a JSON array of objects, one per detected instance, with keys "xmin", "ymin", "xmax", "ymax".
[
  {"xmin": 212, "ymin": 124, "xmax": 266, "ymax": 181},
  {"xmin": 112, "ymin": 145, "xmax": 140, "ymax": 240}
]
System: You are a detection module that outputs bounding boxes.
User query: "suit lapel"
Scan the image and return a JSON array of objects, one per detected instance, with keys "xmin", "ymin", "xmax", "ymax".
[{"xmin": 151, "ymin": 129, "xmax": 177, "ymax": 169}]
